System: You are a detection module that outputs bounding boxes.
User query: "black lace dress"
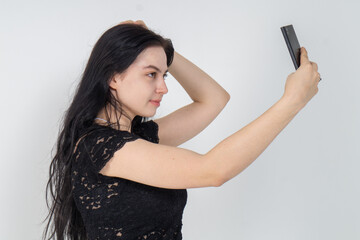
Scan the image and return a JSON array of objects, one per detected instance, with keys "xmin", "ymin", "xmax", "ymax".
[{"xmin": 71, "ymin": 116, "xmax": 188, "ymax": 240}]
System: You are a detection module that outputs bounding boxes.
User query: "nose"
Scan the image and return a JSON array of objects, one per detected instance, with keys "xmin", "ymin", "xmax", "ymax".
[{"xmin": 156, "ymin": 78, "xmax": 168, "ymax": 95}]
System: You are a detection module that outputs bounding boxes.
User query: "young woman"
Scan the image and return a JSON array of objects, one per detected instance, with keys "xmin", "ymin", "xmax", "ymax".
[{"xmin": 43, "ymin": 20, "xmax": 320, "ymax": 240}]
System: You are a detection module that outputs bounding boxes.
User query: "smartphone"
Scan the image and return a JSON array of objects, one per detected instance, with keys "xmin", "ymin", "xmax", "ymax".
[{"xmin": 281, "ymin": 24, "xmax": 301, "ymax": 69}]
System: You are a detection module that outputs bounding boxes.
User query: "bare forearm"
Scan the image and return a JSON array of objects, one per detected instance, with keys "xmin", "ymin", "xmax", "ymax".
[
  {"xmin": 169, "ymin": 51, "xmax": 230, "ymax": 103},
  {"xmin": 205, "ymin": 97, "xmax": 304, "ymax": 186}
]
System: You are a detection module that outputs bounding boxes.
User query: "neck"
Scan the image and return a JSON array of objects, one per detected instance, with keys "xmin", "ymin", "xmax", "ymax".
[{"xmin": 95, "ymin": 107, "xmax": 133, "ymax": 132}]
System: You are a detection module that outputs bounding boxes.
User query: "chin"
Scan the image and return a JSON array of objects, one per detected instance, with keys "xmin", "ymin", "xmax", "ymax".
[
  {"xmin": 139, "ymin": 109, "xmax": 157, "ymax": 118},
  {"xmin": 145, "ymin": 112, "xmax": 156, "ymax": 118}
]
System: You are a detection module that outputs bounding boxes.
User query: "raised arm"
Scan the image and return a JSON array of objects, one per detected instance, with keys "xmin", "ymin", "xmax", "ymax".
[
  {"xmin": 206, "ymin": 96, "xmax": 303, "ymax": 186},
  {"xmin": 154, "ymin": 50, "xmax": 230, "ymax": 147},
  {"xmin": 100, "ymin": 47, "xmax": 320, "ymax": 190},
  {"xmin": 206, "ymin": 47, "xmax": 320, "ymax": 185}
]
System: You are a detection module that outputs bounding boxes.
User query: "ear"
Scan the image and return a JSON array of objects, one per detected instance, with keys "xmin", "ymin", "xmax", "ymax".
[{"xmin": 109, "ymin": 73, "xmax": 124, "ymax": 90}]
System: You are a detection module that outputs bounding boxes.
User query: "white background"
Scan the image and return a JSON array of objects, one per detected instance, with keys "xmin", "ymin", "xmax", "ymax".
[{"xmin": 1, "ymin": 0, "xmax": 359, "ymax": 239}]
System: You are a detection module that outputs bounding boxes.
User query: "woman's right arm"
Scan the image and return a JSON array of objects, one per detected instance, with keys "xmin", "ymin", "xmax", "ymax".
[
  {"xmin": 101, "ymin": 47, "xmax": 320, "ymax": 189},
  {"xmin": 206, "ymin": 95, "xmax": 304, "ymax": 186},
  {"xmin": 207, "ymin": 47, "xmax": 320, "ymax": 185}
]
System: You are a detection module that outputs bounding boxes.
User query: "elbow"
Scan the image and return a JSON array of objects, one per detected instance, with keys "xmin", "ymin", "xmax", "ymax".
[
  {"xmin": 225, "ymin": 92, "xmax": 231, "ymax": 101},
  {"xmin": 213, "ymin": 176, "xmax": 225, "ymax": 187},
  {"xmin": 205, "ymin": 153, "xmax": 228, "ymax": 188},
  {"xmin": 216, "ymin": 91, "xmax": 231, "ymax": 105},
  {"xmin": 212, "ymin": 171, "xmax": 226, "ymax": 187},
  {"xmin": 207, "ymin": 161, "xmax": 225, "ymax": 187},
  {"xmin": 223, "ymin": 92, "xmax": 231, "ymax": 103},
  {"xmin": 217, "ymin": 92, "xmax": 230, "ymax": 110},
  {"xmin": 213, "ymin": 178, "xmax": 223, "ymax": 187}
]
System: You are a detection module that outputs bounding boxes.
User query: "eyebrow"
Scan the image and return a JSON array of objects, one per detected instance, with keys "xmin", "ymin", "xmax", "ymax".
[{"xmin": 143, "ymin": 65, "xmax": 169, "ymax": 74}]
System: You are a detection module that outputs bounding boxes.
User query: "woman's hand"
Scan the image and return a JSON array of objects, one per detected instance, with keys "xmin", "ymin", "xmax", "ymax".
[
  {"xmin": 282, "ymin": 47, "xmax": 321, "ymax": 109},
  {"xmin": 118, "ymin": 19, "xmax": 149, "ymax": 29}
]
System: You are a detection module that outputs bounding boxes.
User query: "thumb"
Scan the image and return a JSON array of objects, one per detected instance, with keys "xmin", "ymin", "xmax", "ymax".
[{"xmin": 300, "ymin": 47, "xmax": 310, "ymax": 66}]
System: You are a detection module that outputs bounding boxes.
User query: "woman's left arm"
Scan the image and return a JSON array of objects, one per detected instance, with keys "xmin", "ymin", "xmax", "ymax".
[
  {"xmin": 154, "ymin": 51, "xmax": 230, "ymax": 147},
  {"xmin": 169, "ymin": 51, "xmax": 230, "ymax": 104}
]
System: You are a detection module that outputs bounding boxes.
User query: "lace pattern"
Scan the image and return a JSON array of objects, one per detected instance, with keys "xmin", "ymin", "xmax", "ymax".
[{"xmin": 71, "ymin": 117, "xmax": 187, "ymax": 240}]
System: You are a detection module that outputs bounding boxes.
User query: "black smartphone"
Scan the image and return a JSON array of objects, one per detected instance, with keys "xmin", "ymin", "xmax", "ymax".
[{"xmin": 281, "ymin": 24, "xmax": 301, "ymax": 70}]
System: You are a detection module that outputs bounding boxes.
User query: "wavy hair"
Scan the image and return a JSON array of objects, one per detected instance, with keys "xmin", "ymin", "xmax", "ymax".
[{"xmin": 42, "ymin": 23, "xmax": 174, "ymax": 240}]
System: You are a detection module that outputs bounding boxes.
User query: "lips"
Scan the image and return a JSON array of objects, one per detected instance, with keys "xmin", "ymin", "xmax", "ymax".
[
  {"xmin": 150, "ymin": 100, "xmax": 160, "ymax": 107},
  {"xmin": 150, "ymin": 99, "xmax": 161, "ymax": 103}
]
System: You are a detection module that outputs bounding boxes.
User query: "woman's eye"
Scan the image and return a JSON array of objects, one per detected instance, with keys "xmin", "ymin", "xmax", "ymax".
[
  {"xmin": 147, "ymin": 72, "xmax": 168, "ymax": 80},
  {"xmin": 147, "ymin": 72, "xmax": 156, "ymax": 78}
]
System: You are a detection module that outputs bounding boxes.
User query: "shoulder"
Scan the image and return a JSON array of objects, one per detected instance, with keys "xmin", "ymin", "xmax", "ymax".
[
  {"xmin": 72, "ymin": 124, "xmax": 141, "ymax": 173},
  {"xmin": 74, "ymin": 118, "xmax": 159, "ymax": 155},
  {"xmin": 82, "ymin": 124, "xmax": 140, "ymax": 147},
  {"xmin": 73, "ymin": 124, "xmax": 137, "ymax": 154}
]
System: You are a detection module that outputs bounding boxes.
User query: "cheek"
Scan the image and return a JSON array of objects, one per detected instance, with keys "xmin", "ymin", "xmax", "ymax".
[{"xmin": 118, "ymin": 82, "xmax": 151, "ymax": 105}]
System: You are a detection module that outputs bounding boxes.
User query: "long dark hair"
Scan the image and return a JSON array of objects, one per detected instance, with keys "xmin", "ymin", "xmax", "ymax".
[{"xmin": 42, "ymin": 23, "xmax": 174, "ymax": 240}]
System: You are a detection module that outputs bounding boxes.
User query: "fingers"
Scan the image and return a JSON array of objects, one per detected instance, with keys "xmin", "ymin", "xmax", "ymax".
[
  {"xmin": 310, "ymin": 61, "xmax": 318, "ymax": 72},
  {"xmin": 300, "ymin": 47, "xmax": 310, "ymax": 66},
  {"xmin": 135, "ymin": 20, "xmax": 145, "ymax": 25},
  {"xmin": 135, "ymin": 20, "xmax": 148, "ymax": 29},
  {"xmin": 300, "ymin": 47, "xmax": 320, "ymax": 73},
  {"xmin": 118, "ymin": 20, "xmax": 148, "ymax": 29},
  {"xmin": 119, "ymin": 20, "xmax": 135, "ymax": 25},
  {"xmin": 309, "ymin": 61, "xmax": 320, "ymax": 82},
  {"xmin": 316, "ymin": 72, "xmax": 321, "ymax": 80}
]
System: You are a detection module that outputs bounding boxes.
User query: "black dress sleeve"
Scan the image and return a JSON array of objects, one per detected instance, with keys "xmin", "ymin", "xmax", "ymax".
[
  {"xmin": 80, "ymin": 127, "xmax": 141, "ymax": 174},
  {"xmin": 77, "ymin": 118, "xmax": 159, "ymax": 176}
]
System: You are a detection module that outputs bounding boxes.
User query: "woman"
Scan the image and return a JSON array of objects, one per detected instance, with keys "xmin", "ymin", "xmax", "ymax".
[{"xmin": 43, "ymin": 20, "xmax": 320, "ymax": 240}]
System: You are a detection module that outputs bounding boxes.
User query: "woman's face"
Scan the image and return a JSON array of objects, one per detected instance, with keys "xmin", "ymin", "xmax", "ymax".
[{"xmin": 110, "ymin": 45, "xmax": 169, "ymax": 120}]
